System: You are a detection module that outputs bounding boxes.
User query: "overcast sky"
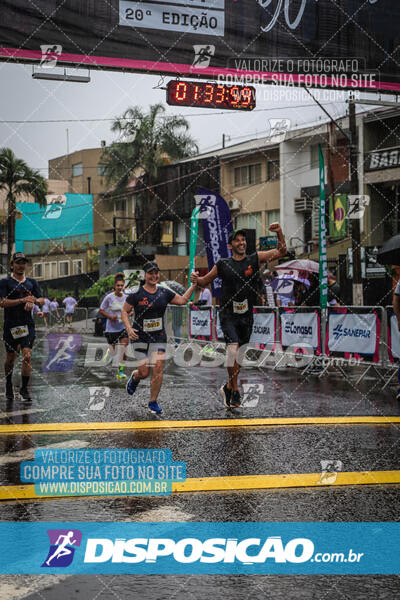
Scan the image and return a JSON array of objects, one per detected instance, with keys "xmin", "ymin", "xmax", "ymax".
[{"xmin": 0, "ymin": 61, "xmax": 384, "ymax": 179}]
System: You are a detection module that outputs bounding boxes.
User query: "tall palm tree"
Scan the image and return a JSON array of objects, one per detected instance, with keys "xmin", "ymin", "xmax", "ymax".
[
  {"xmin": 101, "ymin": 103, "xmax": 198, "ymax": 192},
  {"xmin": 0, "ymin": 148, "xmax": 47, "ymax": 266}
]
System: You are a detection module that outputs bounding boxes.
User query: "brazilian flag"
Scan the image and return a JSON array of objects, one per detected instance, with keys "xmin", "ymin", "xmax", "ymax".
[{"xmin": 329, "ymin": 194, "xmax": 347, "ymax": 239}]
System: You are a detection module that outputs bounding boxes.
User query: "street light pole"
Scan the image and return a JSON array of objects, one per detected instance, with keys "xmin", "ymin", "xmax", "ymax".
[{"xmin": 349, "ymin": 97, "xmax": 363, "ymax": 306}]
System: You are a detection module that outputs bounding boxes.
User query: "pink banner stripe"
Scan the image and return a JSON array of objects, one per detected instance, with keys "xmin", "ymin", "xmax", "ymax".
[{"xmin": 2, "ymin": 47, "xmax": 400, "ymax": 92}]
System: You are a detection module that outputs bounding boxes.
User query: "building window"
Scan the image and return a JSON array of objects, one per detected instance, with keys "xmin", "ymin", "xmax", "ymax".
[
  {"xmin": 98, "ymin": 163, "xmax": 107, "ymax": 176},
  {"xmin": 266, "ymin": 210, "xmax": 280, "ymax": 228},
  {"xmin": 234, "ymin": 163, "xmax": 261, "ymax": 187},
  {"xmin": 72, "ymin": 162, "xmax": 83, "ymax": 177},
  {"xmin": 310, "ymin": 145, "xmax": 320, "ymax": 168},
  {"xmin": 235, "ymin": 212, "xmax": 263, "ymax": 241},
  {"xmin": 114, "ymin": 198, "xmax": 126, "ymax": 213},
  {"xmin": 59, "ymin": 261, "xmax": 70, "ymax": 277},
  {"xmin": 44, "ymin": 262, "xmax": 57, "ymax": 279},
  {"xmin": 73, "ymin": 259, "xmax": 83, "ymax": 275},
  {"xmin": 33, "ymin": 263, "xmax": 43, "ymax": 279},
  {"xmin": 267, "ymin": 160, "xmax": 280, "ymax": 181}
]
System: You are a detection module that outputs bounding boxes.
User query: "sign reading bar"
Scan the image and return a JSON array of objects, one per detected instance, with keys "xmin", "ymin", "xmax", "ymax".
[
  {"xmin": 365, "ymin": 147, "xmax": 400, "ymax": 171},
  {"xmin": 1, "ymin": 1, "xmax": 400, "ymax": 93}
]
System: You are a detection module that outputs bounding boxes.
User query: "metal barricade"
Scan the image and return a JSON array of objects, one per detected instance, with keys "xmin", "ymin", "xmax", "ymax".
[
  {"xmin": 166, "ymin": 305, "xmax": 190, "ymax": 343},
  {"xmin": 322, "ymin": 305, "xmax": 386, "ymax": 384}
]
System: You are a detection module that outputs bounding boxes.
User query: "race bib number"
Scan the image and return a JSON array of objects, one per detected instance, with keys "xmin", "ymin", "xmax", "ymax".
[
  {"xmin": 233, "ymin": 299, "xmax": 248, "ymax": 314},
  {"xmin": 10, "ymin": 325, "xmax": 29, "ymax": 339},
  {"xmin": 143, "ymin": 317, "xmax": 162, "ymax": 332}
]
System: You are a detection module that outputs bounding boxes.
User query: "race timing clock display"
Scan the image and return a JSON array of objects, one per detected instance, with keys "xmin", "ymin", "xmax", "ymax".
[{"xmin": 166, "ymin": 80, "xmax": 256, "ymax": 111}]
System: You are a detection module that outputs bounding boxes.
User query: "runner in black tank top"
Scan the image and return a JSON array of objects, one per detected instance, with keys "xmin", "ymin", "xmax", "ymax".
[{"xmin": 191, "ymin": 223, "xmax": 287, "ymax": 409}]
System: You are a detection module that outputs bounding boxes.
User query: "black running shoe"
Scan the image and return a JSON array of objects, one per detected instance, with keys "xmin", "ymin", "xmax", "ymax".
[
  {"xmin": 19, "ymin": 387, "xmax": 31, "ymax": 401},
  {"xmin": 6, "ymin": 381, "xmax": 13, "ymax": 401},
  {"xmin": 220, "ymin": 383, "xmax": 232, "ymax": 408},
  {"xmin": 231, "ymin": 390, "xmax": 242, "ymax": 408}
]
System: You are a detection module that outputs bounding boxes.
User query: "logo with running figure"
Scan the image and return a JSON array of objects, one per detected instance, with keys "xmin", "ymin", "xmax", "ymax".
[
  {"xmin": 42, "ymin": 529, "xmax": 82, "ymax": 567},
  {"xmin": 43, "ymin": 334, "xmax": 82, "ymax": 372},
  {"xmin": 192, "ymin": 45, "xmax": 215, "ymax": 68}
]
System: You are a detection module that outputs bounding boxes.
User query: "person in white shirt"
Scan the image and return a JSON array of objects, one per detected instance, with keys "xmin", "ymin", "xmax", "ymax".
[
  {"xmin": 50, "ymin": 298, "xmax": 60, "ymax": 320},
  {"xmin": 63, "ymin": 295, "xmax": 77, "ymax": 328},
  {"xmin": 99, "ymin": 274, "xmax": 128, "ymax": 380},
  {"xmin": 41, "ymin": 297, "xmax": 51, "ymax": 327}
]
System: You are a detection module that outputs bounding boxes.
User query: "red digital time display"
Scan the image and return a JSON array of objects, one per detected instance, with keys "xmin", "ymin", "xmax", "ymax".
[{"xmin": 166, "ymin": 81, "xmax": 256, "ymax": 111}]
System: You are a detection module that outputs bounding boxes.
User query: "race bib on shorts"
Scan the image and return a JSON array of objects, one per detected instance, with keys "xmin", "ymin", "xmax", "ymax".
[
  {"xmin": 10, "ymin": 325, "xmax": 29, "ymax": 339},
  {"xmin": 233, "ymin": 299, "xmax": 248, "ymax": 314},
  {"xmin": 143, "ymin": 317, "xmax": 162, "ymax": 332}
]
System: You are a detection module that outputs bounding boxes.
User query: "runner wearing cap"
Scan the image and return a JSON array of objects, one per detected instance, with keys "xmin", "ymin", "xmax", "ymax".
[
  {"xmin": 191, "ymin": 223, "xmax": 287, "ymax": 408},
  {"xmin": 0, "ymin": 253, "xmax": 44, "ymax": 401},
  {"xmin": 99, "ymin": 273, "xmax": 128, "ymax": 380},
  {"xmin": 121, "ymin": 261, "xmax": 196, "ymax": 414}
]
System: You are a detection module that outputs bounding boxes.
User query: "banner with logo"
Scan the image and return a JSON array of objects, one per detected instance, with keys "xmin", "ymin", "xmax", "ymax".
[
  {"xmin": 195, "ymin": 188, "xmax": 233, "ymax": 298},
  {"xmin": 318, "ymin": 146, "xmax": 328, "ymax": 308},
  {"xmin": 1, "ymin": 521, "xmax": 400, "ymax": 574},
  {"xmin": 328, "ymin": 313, "xmax": 377, "ymax": 354},
  {"xmin": 250, "ymin": 312, "xmax": 275, "ymax": 345},
  {"xmin": 329, "ymin": 194, "xmax": 348, "ymax": 239},
  {"xmin": 281, "ymin": 312, "xmax": 319, "ymax": 349},
  {"xmin": 189, "ymin": 308, "xmax": 212, "ymax": 338},
  {"xmin": 3, "ymin": 3, "xmax": 400, "ymax": 93},
  {"xmin": 188, "ymin": 205, "xmax": 200, "ymax": 301}
]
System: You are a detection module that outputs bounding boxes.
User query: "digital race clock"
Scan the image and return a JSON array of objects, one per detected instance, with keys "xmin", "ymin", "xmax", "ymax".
[{"xmin": 166, "ymin": 80, "xmax": 256, "ymax": 111}]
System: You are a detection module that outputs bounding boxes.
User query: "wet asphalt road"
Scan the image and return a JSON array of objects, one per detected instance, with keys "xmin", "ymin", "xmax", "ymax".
[{"xmin": 0, "ymin": 328, "xmax": 400, "ymax": 598}]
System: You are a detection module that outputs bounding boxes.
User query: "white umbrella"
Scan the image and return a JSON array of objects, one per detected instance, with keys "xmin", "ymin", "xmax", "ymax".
[{"xmin": 277, "ymin": 259, "xmax": 320, "ymax": 273}]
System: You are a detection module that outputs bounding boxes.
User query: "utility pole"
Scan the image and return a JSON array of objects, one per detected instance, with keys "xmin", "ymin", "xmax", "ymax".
[{"xmin": 349, "ymin": 97, "xmax": 363, "ymax": 306}]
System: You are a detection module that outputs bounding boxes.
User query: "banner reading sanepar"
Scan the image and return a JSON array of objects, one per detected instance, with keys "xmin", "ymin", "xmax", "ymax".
[
  {"xmin": 1, "ymin": 1, "xmax": 400, "ymax": 93},
  {"xmin": 195, "ymin": 188, "xmax": 233, "ymax": 299}
]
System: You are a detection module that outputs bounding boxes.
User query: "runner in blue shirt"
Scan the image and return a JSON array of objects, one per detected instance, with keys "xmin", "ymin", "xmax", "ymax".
[
  {"xmin": 0, "ymin": 253, "xmax": 44, "ymax": 401},
  {"xmin": 121, "ymin": 261, "xmax": 196, "ymax": 414}
]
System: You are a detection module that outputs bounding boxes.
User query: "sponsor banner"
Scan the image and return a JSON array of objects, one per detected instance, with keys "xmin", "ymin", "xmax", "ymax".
[
  {"xmin": 281, "ymin": 312, "xmax": 319, "ymax": 349},
  {"xmin": 1, "ymin": 2, "xmax": 399, "ymax": 92},
  {"xmin": 1, "ymin": 522, "xmax": 400, "ymax": 574},
  {"xmin": 189, "ymin": 308, "xmax": 212, "ymax": 338},
  {"xmin": 195, "ymin": 188, "xmax": 233, "ymax": 298},
  {"xmin": 390, "ymin": 314, "xmax": 400, "ymax": 359},
  {"xmin": 328, "ymin": 313, "xmax": 377, "ymax": 354},
  {"xmin": 250, "ymin": 312, "xmax": 275, "ymax": 345}
]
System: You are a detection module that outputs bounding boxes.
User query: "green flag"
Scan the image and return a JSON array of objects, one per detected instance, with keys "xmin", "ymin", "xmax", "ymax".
[
  {"xmin": 189, "ymin": 205, "xmax": 200, "ymax": 301},
  {"xmin": 318, "ymin": 145, "xmax": 328, "ymax": 308}
]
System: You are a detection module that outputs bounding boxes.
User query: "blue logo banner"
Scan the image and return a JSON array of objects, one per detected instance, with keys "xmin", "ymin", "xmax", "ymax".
[{"xmin": 0, "ymin": 522, "xmax": 399, "ymax": 574}]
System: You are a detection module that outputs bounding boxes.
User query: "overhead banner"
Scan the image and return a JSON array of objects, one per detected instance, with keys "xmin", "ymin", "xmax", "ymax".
[
  {"xmin": 328, "ymin": 313, "xmax": 377, "ymax": 355},
  {"xmin": 281, "ymin": 312, "xmax": 319, "ymax": 349},
  {"xmin": 195, "ymin": 188, "xmax": 233, "ymax": 299},
  {"xmin": 250, "ymin": 312, "xmax": 275, "ymax": 345},
  {"xmin": 189, "ymin": 308, "xmax": 212, "ymax": 338},
  {"xmin": 1, "ymin": 2, "xmax": 400, "ymax": 93}
]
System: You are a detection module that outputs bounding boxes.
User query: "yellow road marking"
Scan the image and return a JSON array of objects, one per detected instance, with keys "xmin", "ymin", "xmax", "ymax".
[
  {"xmin": 0, "ymin": 416, "xmax": 400, "ymax": 435},
  {"xmin": 1, "ymin": 470, "xmax": 399, "ymax": 501}
]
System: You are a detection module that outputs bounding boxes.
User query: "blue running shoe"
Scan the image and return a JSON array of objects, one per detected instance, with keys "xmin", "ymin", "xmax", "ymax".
[
  {"xmin": 148, "ymin": 401, "xmax": 162, "ymax": 414},
  {"xmin": 126, "ymin": 371, "xmax": 138, "ymax": 395}
]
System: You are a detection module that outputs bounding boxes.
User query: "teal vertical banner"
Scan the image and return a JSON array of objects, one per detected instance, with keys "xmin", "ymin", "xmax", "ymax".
[
  {"xmin": 189, "ymin": 205, "xmax": 200, "ymax": 301},
  {"xmin": 318, "ymin": 145, "xmax": 328, "ymax": 308}
]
